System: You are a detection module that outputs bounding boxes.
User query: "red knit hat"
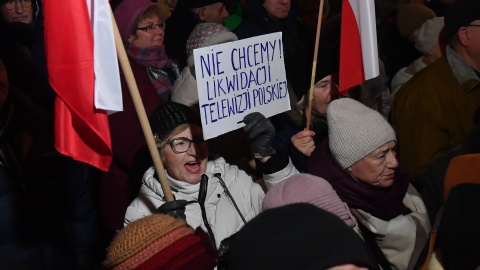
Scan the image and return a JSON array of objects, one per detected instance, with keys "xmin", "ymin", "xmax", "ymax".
[{"xmin": 103, "ymin": 214, "xmax": 217, "ymax": 270}]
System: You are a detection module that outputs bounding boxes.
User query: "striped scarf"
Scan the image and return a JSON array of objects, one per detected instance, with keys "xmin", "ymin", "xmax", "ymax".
[{"xmin": 127, "ymin": 45, "xmax": 173, "ymax": 97}]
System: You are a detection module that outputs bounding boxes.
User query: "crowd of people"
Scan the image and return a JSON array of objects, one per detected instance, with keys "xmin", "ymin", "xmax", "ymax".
[{"xmin": 1, "ymin": 0, "xmax": 480, "ymax": 269}]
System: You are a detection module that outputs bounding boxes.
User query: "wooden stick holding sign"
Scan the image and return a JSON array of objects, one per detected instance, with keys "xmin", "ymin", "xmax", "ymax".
[
  {"xmin": 109, "ymin": 8, "xmax": 174, "ymax": 202},
  {"xmin": 306, "ymin": 0, "xmax": 325, "ymax": 130}
]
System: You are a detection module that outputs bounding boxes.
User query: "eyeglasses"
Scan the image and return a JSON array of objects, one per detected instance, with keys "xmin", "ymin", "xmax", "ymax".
[
  {"xmin": 136, "ymin": 22, "xmax": 166, "ymax": 33},
  {"xmin": 163, "ymin": 137, "xmax": 203, "ymax": 154},
  {"xmin": 2, "ymin": 0, "xmax": 31, "ymax": 10}
]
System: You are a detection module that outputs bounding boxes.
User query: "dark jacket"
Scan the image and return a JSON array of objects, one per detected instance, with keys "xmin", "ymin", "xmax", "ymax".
[{"xmin": 234, "ymin": 0, "xmax": 314, "ymax": 100}]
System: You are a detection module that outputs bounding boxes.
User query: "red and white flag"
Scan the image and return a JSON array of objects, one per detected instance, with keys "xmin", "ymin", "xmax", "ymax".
[
  {"xmin": 339, "ymin": 0, "xmax": 379, "ymax": 94},
  {"xmin": 44, "ymin": 0, "xmax": 122, "ymax": 171}
]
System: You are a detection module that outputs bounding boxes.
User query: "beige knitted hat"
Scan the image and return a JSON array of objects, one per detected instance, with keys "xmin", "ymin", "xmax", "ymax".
[
  {"xmin": 415, "ymin": 17, "xmax": 444, "ymax": 55},
  {"xmin": 327, "ymin": 98, "xmax": 396, "ymax": 169}
]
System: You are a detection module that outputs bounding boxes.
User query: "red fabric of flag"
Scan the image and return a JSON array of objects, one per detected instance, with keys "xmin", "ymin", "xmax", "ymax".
[
  {"xmin": 339, "ymin": 0, "xmax": 379, "ymax": 95},
  {"xmin": 339, "ymin": 0, "xmax": 363, "ymax": 94},
  {"xmin": 44, "ymin": 0, "xmax": 112, "ymax": 171}
]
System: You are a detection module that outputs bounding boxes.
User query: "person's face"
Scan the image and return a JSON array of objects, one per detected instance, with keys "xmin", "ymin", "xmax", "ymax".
[
  {"xmin": 0, "ymin": 0, "xmax": 33, "ymax": 24},
  {"xmin": 462, "ymin": 20, "xmax": 480, "ymax": 71},
  {"xmin": 160, "ymin": 124, "xmax": 208, "ymax": 185},
  {"xmin": 328, "ymin": 264, "xmax": 369, "ymax": 270},
  {"xmin": 0, "ymin": 59, "xmax": 9, "ymax": 111},
  {"xmin": 313, "ymin": 75, "xmax": 337, "ymax": 114},
  {"xmin": 348, "ymin": 141, "xmax": 398, "ymax": 188},
  {"xmin": 129, "ymin": 15, "xmax": 165, "ymax": 48},
  {"xmin": 263, "ymin": 0, "xmax": 290, "ymax": 20},
  {"xmin": 199, "ymin": 2, "xmax": 228, "ymax": 24}
]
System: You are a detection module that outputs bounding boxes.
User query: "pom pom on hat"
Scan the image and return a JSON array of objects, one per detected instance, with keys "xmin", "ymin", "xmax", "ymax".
[
  {"xmin": 262, "ymin": 173, "xmax": 356, "ymax": 227},
  {"xmin": 444, "ymin": 0, "xmax": 480, "ymax": 39},
  {"xmin": 396, "ymin": 3, "xmax": 435, "ymax": 39},
  {"xmin": 150, "ymin": 102, "xmax": 201, "ymax": 142},
  {"xmin": 415, "ymin": 16, "xmax": 444, "ymax": 55},
  {"xmin": 186, "ymin": 23, "xmax": 238, "ymax": 68},
  {"xmin": 103, "ymin": 214, "xmax": 217, "ymax": 270},
  {"xmin": 327, "ymin": 98, "xmax": 396, "ymax": 169},
  {"xmin": 227, "ymin": 204, "xmax": 374, "ymax": 270},
  {"xmin": 114, "ymin": 0, "xmax": 162, "ymax": 43}
]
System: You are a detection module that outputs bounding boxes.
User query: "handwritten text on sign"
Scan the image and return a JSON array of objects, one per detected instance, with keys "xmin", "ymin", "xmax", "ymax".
[{"xmin": 194, "ymin": 32, "xmax": 290, "ymax": 140}]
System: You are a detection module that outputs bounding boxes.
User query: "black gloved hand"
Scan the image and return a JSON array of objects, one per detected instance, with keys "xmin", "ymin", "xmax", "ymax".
[
  {"xmin": 156, "ymin": 200, "xmax": 188, "ymax": 220},
  {"xmin": 242, "ymin": 112, "xmax": 276, "ymax": 158}
]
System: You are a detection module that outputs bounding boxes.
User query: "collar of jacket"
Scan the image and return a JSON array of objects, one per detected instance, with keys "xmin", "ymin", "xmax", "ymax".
[{"xmin": 446, "ymin": 45, "xmax": 480, "ymax": 92}]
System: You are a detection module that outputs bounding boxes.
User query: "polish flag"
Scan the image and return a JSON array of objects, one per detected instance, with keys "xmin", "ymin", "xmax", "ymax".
[
  {"xmin": 44, "ymin": 0, "xmax": 122, "ymax": 171},
  {"xmin": 339, "ymin": 0, "xmax": 379, "ymax": 94}
]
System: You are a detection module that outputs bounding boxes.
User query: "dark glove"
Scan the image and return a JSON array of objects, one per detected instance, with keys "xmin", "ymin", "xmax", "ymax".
[
  {"xmin": 156, "ymin": 200, "xmax": 188, "ymax": 220},
  {"xmin": 242, "ymin": 112, "xmax": 276, "ymax": 158}
]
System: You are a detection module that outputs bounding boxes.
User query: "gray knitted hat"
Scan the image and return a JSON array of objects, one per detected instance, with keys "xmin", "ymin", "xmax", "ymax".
[
  {"xmin": 327, "ymin": 98, "xmax": 396, "ymax": 169},
  {"xmin": 186, "ymin": 22, "xmax": 238, "ymax": 68}
]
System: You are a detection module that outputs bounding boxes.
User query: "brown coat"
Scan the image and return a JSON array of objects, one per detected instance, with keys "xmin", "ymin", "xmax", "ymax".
[{"xmin": 391, "ymin": 47, "xmax": 480, "ymax": 177}]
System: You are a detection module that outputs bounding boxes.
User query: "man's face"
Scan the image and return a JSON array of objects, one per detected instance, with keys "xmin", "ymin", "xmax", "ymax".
[
  {"xmin": 200, "ymin": 2, "xmax": 228, "ymax": 24},
  {"xmin": 263, "ymin": 0, "xmax": 290, "ymax": 20},
  {"xmin": 0, "ymin": 0, "xmax": 33, "ymax": 24}
]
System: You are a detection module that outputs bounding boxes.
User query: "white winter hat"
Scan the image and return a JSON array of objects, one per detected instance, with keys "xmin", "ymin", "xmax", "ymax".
[
  {"xmin": 327, "ymin": 98, "xmax": 396, "ymax": 169},
  {"xmin": 415, "ymin": 16, "xmax": 445, "ymax": 55},
  {"xmin": 186, "ymin": 22, "xmax": 238, "ymax": 68}
]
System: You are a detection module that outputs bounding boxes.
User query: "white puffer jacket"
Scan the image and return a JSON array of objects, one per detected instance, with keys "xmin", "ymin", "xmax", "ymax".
[{"xmin": 124, "ymin": 157, "xmax": 298, "ymax": 247}]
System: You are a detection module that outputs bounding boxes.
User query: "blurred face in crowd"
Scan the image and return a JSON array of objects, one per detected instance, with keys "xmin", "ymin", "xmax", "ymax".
[
  {"xmin": 198, "ymin": 2, "xmax": 229, "ymax": 24},
  {"xmin": 328, "ymin": 264, "xmax": 369, "ymax": 270},
  {"xmin": 160, "ymin": 124, "xmax": 208, "ymax": 185},
  {"xmin": 0, "ymin": 59, "xmax": 8, "ymax": 110},
  {"xmin": 263, "ymin": 0, "xmax": 290, "ymax": 19},
  {"xmin": 129, "ymin": 10, "xmax": 165, "ymax": 48},
  {"xmin": 0, "ymin": 0, "xmax": 33, "ymax": 24},
  {"xmin": 313, "ymin": 75, "xmax": 338, "ymax": 114},
  {"xmin": 348, "ymin": 141, "xmax": 398, "ymax": 188}
]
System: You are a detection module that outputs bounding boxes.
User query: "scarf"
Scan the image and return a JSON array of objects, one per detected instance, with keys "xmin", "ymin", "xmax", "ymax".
[
  {"xmin": 127, "ymin": 44, "xmax": 173, "ymax": 97},
  {"xmin": 308, "ymin": 138, "xmax": 411, "ymax": 221}
]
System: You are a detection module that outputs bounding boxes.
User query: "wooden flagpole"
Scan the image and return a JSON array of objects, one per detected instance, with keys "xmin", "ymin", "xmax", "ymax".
[
  {"xmin": 109, "ymin": 7, "xmax": 174, "ymax": 202},
  {"xmin": 306, "ymin": 0, "xmax": 325, "ymax": 130}
]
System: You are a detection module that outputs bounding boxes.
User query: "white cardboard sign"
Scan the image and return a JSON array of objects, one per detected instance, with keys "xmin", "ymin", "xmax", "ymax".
[{"xmin": 193, "ymin": 32, "xmax": 291, "ymax": 140}]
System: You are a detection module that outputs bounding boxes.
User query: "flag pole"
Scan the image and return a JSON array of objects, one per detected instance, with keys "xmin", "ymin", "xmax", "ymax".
[
  {"xmin": 109, "ymin": 7, "xmax": 174, "ymax": 202},
  {"xmin": 306, "ymin": 0, "xmax": 325, "ymax": 130}
]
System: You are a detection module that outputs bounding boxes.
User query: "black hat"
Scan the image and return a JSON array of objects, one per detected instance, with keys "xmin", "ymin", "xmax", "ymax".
[
  {"xmin": 150, "ymin": 102, "xmax": 201, "ymax": 142},
  {"xmin": 315, "ymin": 38, "xmax": 338, "ymax": 83},
  {"xmin": 437, "ymin": 183, "xmax": 480, "ymax": 270},
  {"xmin": 227, "ymin": 203, "xmax": 375, "ymax": 270},
  {"xmin": 177, "ymin": 0, "xmax": 225, "ymax": 9},
  {"xmin": 445, "ymin": 0, "xmax": 480, "ymax": 39}
]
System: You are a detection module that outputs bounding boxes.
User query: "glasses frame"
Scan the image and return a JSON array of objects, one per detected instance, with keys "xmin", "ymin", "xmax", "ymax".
[
  {"xmin": 2, "ymin": 0, "xmax": 32, "ymax": 10},
  {"xmin": 135, "ymin": 21, "xmax": 166, "ymax": 33},
  {"xmin": 163, "ymin": 137, "xmax": 200, "ymax": 154}
]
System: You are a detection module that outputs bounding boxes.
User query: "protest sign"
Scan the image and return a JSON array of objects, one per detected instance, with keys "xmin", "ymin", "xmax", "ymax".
[{"xmin": 193, "ymin": 32, "xmax": 290, "ymax": 140}]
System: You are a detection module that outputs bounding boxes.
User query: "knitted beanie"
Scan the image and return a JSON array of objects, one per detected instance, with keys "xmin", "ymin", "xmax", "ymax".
[
  {"xmin": 114, "ymin": 0, "xmax": 163, "ymax": 44},
  {"xmin": 396, "ymin": 3, "xmax": 435, "ymax": 38},
  {"xmin": 327, "ymin": 98, "xmax": 396, "ymax": 169},
  {"xmin": 262, "ymin": 173, "xmax": 357, "ymax": 227},
  {"xmin": 227, "ymin": 203, "xmax": 374, "ymax": 270},
  {"xmin": 415, "ymin": 16, "xmax": 444, "ymax": 55},
  {"xmin": 444, "ymin": 0, "xmax": 480, "ymax": 39},
  {"xmin": 186, "ymin": 22, "xmax": 238, "ymax": 68},
  {"xmin": 150, "ymin": 102, "xmax": 201, "ymax": 142},
  {"xmin": 103, "ymin": 214, "xmax": 217, "ymax": 270}
]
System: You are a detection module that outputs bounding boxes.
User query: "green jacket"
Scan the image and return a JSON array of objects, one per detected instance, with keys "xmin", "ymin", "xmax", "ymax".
[{"xmin": 391, "ymin": 46, "xmax": 480, "ymax": 177}]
